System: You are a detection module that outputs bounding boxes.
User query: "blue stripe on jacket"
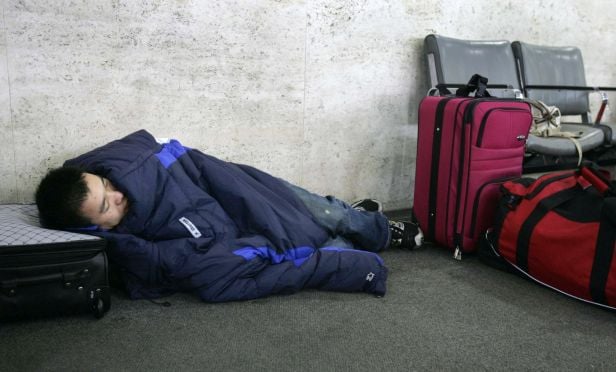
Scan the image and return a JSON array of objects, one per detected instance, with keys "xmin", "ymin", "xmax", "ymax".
[
  {"xmin": 233, "ymin": 245, "xmax": 384, "ymax": 267},
  {"xmin": 156, "ymin": 140, "xmax": 188, "ymax": 168}
]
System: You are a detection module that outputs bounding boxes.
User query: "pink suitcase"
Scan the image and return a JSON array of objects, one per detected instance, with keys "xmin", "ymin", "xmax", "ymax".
[{"xmin": 413, "ymin": 94, "xmax": 533, "ymax": 258}]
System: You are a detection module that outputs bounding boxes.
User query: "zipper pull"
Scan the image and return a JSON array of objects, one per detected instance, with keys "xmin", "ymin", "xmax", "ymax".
[{"xmin": 454, "ymin": 247, "xmax": 462, "ymax": 261}]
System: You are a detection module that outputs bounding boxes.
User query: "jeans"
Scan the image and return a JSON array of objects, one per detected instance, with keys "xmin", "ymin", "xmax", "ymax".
[{"xmin": 283, "ymin": 182, "xmax": 390, "ymax": 252}]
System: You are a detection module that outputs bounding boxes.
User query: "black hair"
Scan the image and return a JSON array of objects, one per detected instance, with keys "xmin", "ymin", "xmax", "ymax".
[{"xmin": 35, "ymin": 166, "xmax": 92, "ymax": 229}]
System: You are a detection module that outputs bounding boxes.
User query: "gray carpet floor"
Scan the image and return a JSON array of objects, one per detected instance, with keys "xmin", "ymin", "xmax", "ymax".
[{"xmin": 2, "ymin": 244, "xmax": 615, "ymax": 371}]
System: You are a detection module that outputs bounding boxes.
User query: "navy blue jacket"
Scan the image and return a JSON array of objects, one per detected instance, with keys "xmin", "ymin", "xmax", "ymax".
[{"xmin": 65, "ymin": 130, "xmax": 387, "ymax": 302}]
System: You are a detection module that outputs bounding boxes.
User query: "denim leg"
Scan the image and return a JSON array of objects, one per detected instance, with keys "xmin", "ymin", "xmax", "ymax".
[
  {"xmin": 283, "ymin": 181, "xmax": 390, "ymax": 252},
  {"xmin": 321, "ymin": 236, "xmax": 355, "ymax": 250}
]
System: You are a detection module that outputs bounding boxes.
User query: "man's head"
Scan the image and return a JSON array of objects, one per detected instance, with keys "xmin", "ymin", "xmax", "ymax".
[{"xmin": 36, "ymin": 166, "xmax": 129, "ymax": 230}]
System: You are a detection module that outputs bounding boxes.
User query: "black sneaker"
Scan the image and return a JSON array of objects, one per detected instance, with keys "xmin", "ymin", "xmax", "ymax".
[
  {"xmin": 388, "ymin": 220, "xmax": 424, "ymax": 249},
  {"xmin": 351, "ymin": 199, "xmax": 383, "ymax": 213}
]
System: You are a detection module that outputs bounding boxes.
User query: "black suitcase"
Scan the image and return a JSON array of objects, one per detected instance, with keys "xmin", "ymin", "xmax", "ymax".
[{"xmin": 0, "ymin": 204, "xmax": 110, "ymax": 320}]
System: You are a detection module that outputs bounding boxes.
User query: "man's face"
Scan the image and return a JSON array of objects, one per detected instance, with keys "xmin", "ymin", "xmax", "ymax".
[{"xmin": 80, "ymin": 173, "xmax": 129, "ymax": 230}]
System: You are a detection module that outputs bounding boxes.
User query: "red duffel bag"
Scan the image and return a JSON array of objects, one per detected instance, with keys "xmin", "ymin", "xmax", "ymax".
[{"xmin": 480, "ymin": 165, "xmax": 616, "ymax": 309}]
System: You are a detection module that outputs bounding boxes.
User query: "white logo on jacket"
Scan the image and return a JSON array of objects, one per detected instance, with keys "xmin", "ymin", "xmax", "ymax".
[{"xmin": 179, "ymin": 217, "xmax": 202, "ymax": 238}]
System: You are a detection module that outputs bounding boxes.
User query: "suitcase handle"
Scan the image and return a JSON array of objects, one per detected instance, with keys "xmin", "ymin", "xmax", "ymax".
[
  {"xmin": 435, "ymin": 83, "xmax": 510, "ymax": 96},
  {"xmin": 435, "ymin": 74, "xmax": 504, "ymax": 97},
  {"xmin": 455, "ymin": 74, "xmax": 491, "ymax": 98},
  {"xmin": 1, "ymin": 268, "xmax": 91, "ymax": 290},
  {"xmin": 1, "ymin": 272, "xmax": 63, "ymax": 289}
]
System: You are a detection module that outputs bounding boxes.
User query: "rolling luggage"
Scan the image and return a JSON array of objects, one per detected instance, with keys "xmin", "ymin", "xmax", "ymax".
[
  {"xmin": 413, "ymin": 76, "xmax": 533, "ymax": 258},
  {"xmin": 480, "ymin": 165, "xmax": 616, "ymax": 309},
  {"xmin": 0, "ymin": 204, "xmax": 110, "ymax": 320}
]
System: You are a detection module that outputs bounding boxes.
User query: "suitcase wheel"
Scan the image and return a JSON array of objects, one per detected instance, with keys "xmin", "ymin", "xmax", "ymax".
[{"xmin": 93, "ymin": 298, "xmax": 106, "ymax": 319}]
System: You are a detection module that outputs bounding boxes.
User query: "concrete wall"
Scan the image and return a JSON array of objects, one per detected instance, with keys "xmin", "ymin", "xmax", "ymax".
[{"xmin": 1, "ymin": 0, "xmax": 615, "ymax": 209}]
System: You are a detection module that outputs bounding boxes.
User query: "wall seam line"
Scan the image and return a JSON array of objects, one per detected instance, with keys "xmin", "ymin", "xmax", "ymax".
[
  {"xmin": 2, "ymin": 4, "xmax": 17, "ymax": 201},
  {"xmin": 301, "ymin": 6, "xmax": 308, "ymax": 186}
]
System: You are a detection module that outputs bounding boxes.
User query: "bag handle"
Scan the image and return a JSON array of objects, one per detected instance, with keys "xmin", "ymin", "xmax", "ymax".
[
  {"xmin": 0, "ymin": 268, "xmax": 91, "ymax": 291},
  {"xmin": 435, "ymin": 74, "xmax": 494, "ymax": 97},
  {"xmin": 579, "ymin": 164, "xmax": 615, "ymax": 196},
  {"xmin": 455, "ymin": 74, "xmax": 492, "ymax": 98}
]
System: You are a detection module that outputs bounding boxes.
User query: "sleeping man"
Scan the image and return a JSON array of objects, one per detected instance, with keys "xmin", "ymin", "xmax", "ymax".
[{"xmin": 35, "ymin": 130, "xmax": 422, "ymax": 302}]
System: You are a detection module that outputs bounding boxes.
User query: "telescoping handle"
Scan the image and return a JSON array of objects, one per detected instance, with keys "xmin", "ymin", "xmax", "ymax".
[{"xmin": 435, "ymin": 74, "xmax": 511, "ymax": 97}]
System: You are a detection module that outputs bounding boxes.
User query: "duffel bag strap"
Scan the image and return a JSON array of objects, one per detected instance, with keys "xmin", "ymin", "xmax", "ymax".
[
  {"xmin": 516, "ymin": 186, "xmax": 583, "ymax": 272},
  {"xmin": 590, "ymin": 198, "xmax": 616, "ymax": 305}
]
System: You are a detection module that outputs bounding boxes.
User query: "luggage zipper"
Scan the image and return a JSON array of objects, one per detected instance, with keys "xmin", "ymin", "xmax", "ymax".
[
  {"xmin": 0, "ymin": 249, "xmax": 101, "ymax": 268},
  {"xmin": 467, "ymin": 176, "xmax": 517, "ymax": 240},
  {"xmin": 476, "ymin": 108, "xmax": 529, "ymax": 146},
  {"xmin": 427, "ymin": 97, "xmax": 457, "ymax": 240},
  {"xmin": 525, "ymin": 172, "xmax": 573, "ymax": 200},
  {"xmin": 453, "ymin": 99, "xmax": 528, "ymax": 260},
  {"xmin": 462, "ymin": 98, "xmax": 523, "ymax": 122},
  {"xmin": 0, "ymin": 267, "xmax": 92, "ymax": 290},
  {"xmin": 453, "ymin": 100, "xmax": 481, "ymax": 260}
]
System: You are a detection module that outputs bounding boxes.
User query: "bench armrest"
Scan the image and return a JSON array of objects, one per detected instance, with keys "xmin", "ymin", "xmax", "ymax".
[{"xmin": 525, "ymin": 85, "xmax": 616, "ymax": 124}]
